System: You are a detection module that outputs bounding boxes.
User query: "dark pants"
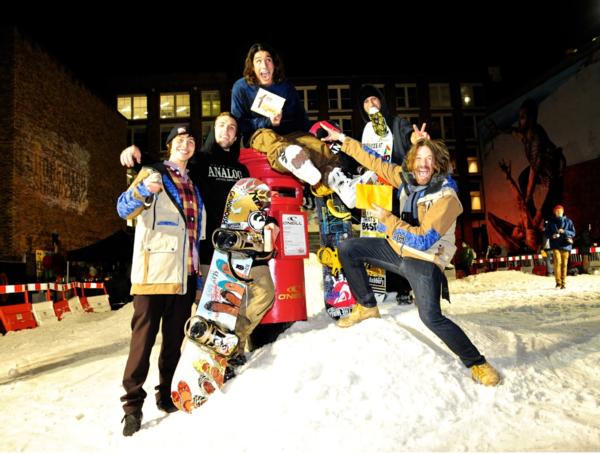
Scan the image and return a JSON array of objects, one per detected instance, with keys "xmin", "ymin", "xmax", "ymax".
[
  {"xmin": 338, "ymin": 237, "xmax": 485, "ymax": 368},
  {"xmin": 121, "ymin": 277, "xmax": 195, "ymax": 414}
]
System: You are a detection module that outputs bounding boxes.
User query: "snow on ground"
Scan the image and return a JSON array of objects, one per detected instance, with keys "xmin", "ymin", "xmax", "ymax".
[{"xmin": 2, "ymin": 255, "xmax": 600, "ymax": 453}]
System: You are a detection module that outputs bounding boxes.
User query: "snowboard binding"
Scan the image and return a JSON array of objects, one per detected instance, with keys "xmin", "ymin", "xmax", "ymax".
[
  {"xmin": 184, "ymin": 315, "xmax": 239, "ymax": 357},
  {"xmin": 212, "ymin": 228, "xmax": 265, "ymax": 254}
]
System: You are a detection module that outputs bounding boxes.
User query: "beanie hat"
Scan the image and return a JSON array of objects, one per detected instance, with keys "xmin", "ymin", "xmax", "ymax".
[
  {"xmin": 358, "ymin": 85, "xmax": 381, "ymax": 104},
  {"xmin": 166, "ymin": 124, "xmax": 195, "ymax": 147}
]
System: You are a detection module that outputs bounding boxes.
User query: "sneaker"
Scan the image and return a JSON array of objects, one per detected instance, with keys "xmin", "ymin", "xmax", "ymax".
[
  {"xmin": 228, "ymin": 352, "xmax": 247, "ymax": 367},
  {"xmin": 327, "ymin": 167, "xmax": 356, "ymax": 209},
  {"xmin": 121, "ymin": 410, "xmax": 142, "ymax": 437},
  {"xmin": 156, "ymin": 399, "xmax": 179, "ymax": 413},
  {"xmin": 470, "ymin": 362, "xmax": 501, "ymax": 386},
  {"xmin": 278, "ymin": 145, "xmax": 321, "ymax": 185},
  {"xmin": 336, "ymin": 303, "xmax": 380, "ymax": 328}
]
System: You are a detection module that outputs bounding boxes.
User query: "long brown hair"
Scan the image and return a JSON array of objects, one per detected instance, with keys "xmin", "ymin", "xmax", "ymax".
[
  {"xmin": 405, "ymin": 138, "xmax": 451, "ymax": 176},
  {"xmin": 242, "ymin": 43, "xmax": 285, "ymax": 85}
]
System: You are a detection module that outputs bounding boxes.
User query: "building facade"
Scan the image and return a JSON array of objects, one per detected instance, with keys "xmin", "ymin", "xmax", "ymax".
[{"xmin": 0, "ymin": 28, "xmax": 126, "ymax": 273}]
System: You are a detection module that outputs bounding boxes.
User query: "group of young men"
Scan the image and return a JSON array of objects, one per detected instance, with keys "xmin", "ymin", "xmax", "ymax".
[{"xmin": 116, "ymin": 42, "xmax": 502, "ymax": 437}]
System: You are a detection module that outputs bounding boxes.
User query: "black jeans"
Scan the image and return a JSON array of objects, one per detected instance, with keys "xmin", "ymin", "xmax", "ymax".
[
  {"xmin": 338, "ymin": 238, "xmax": 485, "ymax": 368},
  {"xmin": 121, "ymin": 276, "xmax": 195, "ymax": 414}
]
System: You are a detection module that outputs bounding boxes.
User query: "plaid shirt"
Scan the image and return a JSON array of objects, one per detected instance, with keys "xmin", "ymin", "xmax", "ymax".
[{"xmin": 164, "ymin": 161, "xmax": 200, "ymax": 275}]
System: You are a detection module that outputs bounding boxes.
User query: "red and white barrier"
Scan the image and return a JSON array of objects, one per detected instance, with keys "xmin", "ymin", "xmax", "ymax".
[
  {"xmin": 0, "ymin": 284, "xmax": 37, "ymax": 332},
  {"xmin": 78, "ymin": 282, "xmax": 111, "ymax": 313}
]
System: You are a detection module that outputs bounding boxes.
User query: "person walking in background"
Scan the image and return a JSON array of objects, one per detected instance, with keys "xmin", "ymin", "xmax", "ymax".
[{"xmin": 544, "ymin": 205, "xmax": 575, "ymax": 289}]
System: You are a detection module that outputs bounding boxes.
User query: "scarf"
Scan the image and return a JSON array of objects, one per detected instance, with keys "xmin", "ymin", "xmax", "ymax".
[{"xmin": 368, "ymin": 110, "xmax": 389, "ymax": 138}]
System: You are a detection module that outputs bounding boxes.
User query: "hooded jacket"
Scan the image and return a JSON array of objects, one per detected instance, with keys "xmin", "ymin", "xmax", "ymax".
[
  {"xmin": 192, "ymin": 129, "xmax": 250, "ymax": 264},
  {"xmin": 341, "ymin": 137, "xmax": 461, "ymax": 270},
  {"xmin": 357, "ymin": 84, "xmax": 413, "ymax": 165}
]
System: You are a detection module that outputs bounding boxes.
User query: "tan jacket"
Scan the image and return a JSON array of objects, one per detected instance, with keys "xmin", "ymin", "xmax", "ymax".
[
  {"xmin": 341, "ymin": 138, "xmax": 462, "ymax": 270},
  {"xmin": 117, "ymin": 165, "xmax": 203, "ymax": 295}
]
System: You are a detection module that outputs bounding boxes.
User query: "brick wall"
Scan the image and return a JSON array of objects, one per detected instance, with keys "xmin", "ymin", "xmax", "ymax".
[{"xmin": 0, "ymin": 28, "xmax": 127, "ymax": 260}]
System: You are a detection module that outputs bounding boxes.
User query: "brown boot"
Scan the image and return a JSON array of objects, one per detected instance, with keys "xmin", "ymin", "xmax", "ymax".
[{"xmin": 336, "ymin": 304, "xmax": 380, "ymax": 328}]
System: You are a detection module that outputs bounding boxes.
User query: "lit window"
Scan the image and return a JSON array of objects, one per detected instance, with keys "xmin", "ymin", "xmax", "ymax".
[
  {"xmin": 460, "ymin": 83, "xmax": 484, "ymax": 108},
  {"xmin": 160, "ymin": 93, "xmax": 190, "ymax": 119},
  {"xmin": 201, "ymin": 91, "xmax": 221, "ymax": 117},
  {"xmin": 467, "ymin": 157, "xmax": 480, "ymax": 174},
  {"xmin": 470, "ymin": 191, "xmax": 483, "ymax": 212},
  {"xmin": 117, "ymin": 95, "xmax": 147, "ymax": 120}
]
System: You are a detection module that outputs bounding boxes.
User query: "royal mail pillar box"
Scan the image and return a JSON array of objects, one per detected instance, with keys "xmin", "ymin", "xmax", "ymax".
[{"xmin": 239, "ymin": 148, "xmax": 308, "ymax": 323}]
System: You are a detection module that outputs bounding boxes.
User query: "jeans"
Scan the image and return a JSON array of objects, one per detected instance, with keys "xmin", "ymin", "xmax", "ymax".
[{"xmin": 338, "ymin": 237, "xmax": 485, "ymax": 368}]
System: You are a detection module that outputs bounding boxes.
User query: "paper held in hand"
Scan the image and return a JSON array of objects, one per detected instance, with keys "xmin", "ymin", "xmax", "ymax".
[
  {"xmin": 356, "ymin": 184, "xmax": 393, "ymax": 211},
  {"xmin": 251, "ymin": 88, "xmax": 286, "ymax": 117}
]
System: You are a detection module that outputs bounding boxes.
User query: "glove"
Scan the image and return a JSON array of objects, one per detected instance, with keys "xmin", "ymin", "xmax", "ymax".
[{"xmin": 143, "ymin": 171, "xmax": 163, "ymax": 193}]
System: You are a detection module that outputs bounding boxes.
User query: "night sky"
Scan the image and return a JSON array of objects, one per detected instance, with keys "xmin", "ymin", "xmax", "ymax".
[{"xmin": 14, "ymin": 2, "xmax": 600, "ymax": 96}]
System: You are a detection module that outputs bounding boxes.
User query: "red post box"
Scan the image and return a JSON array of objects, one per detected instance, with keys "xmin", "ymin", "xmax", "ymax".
[{"xmin": 239, "ymin": 148, "xmax": 308, "ymax": 323}]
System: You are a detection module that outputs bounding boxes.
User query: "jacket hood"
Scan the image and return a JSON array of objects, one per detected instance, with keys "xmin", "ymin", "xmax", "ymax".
[
  {"xmin": 197, "ymin": 126, "xmax": 241, "ymax": 163},
  {"xmin": 358, "ymin": 84, "xmax": 392, "ymax": 124}
]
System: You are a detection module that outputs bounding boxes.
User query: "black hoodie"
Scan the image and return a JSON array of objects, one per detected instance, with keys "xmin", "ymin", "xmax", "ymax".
[
  {"xmin": 191, "ymin": 129, "xmax": 250, "ymax": 265},
  {"xmin": 357, "ymin": 84, "xmax": 413, "ymax": 165}
]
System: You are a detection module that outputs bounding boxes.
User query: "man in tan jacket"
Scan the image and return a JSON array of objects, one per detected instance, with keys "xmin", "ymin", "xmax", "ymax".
[{"xmin": 320, "ymin": 124, "xmax": 501, "ymax": 387}]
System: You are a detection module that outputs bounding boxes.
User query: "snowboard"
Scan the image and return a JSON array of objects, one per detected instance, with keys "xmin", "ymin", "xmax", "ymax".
[
  {"xmin": 309, "ymin": 121, "xmax": 356, "ymax": 320},
  {"xmin": 170, "ymin": 178, "xmax": 271, "ymax": 413},
  {"xmin": 360, "ymin": 125, "xmax": 394, "ymax": 303}
]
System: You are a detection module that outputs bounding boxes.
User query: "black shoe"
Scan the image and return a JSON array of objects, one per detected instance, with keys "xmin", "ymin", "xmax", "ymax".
[
  {"xmin": 157, "ymin": 399, "xmax": 178, "ymax": 413},
  {"xmin": 228, "ymin": 352, "xmax": 247, "ymax": 367},
  {"xmin": 555, "ymin": 283, "xmax": 561, "ymax": 288},
  {"xmin": 396, "ymin": 293, "xmax": 413, "ymax": 305},
  {"xmin": 224, "ymin": 365, "xmax": 236, "ymax": 383},
  {"xmin": 560, "ymin": 285, "xmax": 566, "ymax": 289},
  {"xmin": 122, "ymin": 411, "xmax": 142, "ymax": 437}
]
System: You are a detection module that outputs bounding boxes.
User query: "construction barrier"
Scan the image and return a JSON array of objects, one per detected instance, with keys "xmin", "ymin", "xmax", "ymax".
[
  {"xmin": 78, "ymin": 282, "xmax": 111, "ymax": 313},
  {"xmin": 0, "ymin": 280, "xmax": 115, "ymax": 333},
  {"xmin": 0, "ymin": 284, "xmax": 37, "ymax": 332}
]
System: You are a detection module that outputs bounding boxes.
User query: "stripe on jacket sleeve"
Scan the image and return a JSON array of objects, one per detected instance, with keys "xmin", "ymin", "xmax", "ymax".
[{"xmin": 391, "ymin": 227, "xmax": 441, "ymax": 251}]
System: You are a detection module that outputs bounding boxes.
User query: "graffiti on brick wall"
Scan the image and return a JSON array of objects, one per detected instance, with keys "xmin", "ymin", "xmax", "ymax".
[{"xmin": 19, "ymin": 131, "xmax": 90, "ymax": 214}]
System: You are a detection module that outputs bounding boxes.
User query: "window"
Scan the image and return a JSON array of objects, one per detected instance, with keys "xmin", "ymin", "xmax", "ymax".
[
  {"xmin": 395, "ymin": 83, "xmax": 418, "ymax": 109},
  {"xmin": 201, "ymin": 121, "xmax": 214, "ymax": 144},
  {"xmin": 460, "ymin": 83, "xmax": 485, "ymax": 108},
  {"xmin": 160, "ymin": 93, "xmax": 190, "ymax": 119},
  {"xmin": 464, "ymin": 114, "xmax": 485, "ymax": 140},
  {"xmin": 117, "ymin": 95, "xmax": 147, "ymax": 120},
  {"xmin": 447, "ymin": 146, "xmax": 458, "ymax": 175},
  {"xmin": 201, "ymin": 91, "xmax": 221, "ymax": 117},
  {"xmin": 328, "ymin": 85, "xmax": 351, "ymax": 111},
  {"xmin": 296, "ymin": 86, "xmax": 319, "ymax": 112},
  {"xmin": 329, "ymin": 116, "xmax": 353, "ymax": 137},
  {"xmin": 398, "ymin": 113, "xmax": 420, "ymax": 128},
  {"xmin": 429, "ymin": 83, "xmax": 451, "ymax": 108},
  {"xmin": 470, "ymin": 191, "xmax": 483, "ymax": 212},
  {"xmin": 467, "ymin": 157, "xmax": 480, "ymax": 174},
  {"xmin": 430, "ymin": 114, "xmax": 455, "ymax": 140},
  {"xmin": 126, "ymin": 126, "xmax": 147, "ymax": 150}
]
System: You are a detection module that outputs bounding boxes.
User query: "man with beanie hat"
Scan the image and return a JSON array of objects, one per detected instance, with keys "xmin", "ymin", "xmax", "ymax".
[
  {"xmin": 117, "ymin": 124, "xmax": 203, "ymax": 435},
  {"xmin": 358, "ymin": 84, "xmax": 428, "ymax": 304},
  {"xmin": 544, "ymin": 204, "xmax": 575, "ymax": 289}
]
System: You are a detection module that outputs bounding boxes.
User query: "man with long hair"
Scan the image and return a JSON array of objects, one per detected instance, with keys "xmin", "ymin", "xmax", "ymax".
[{"xmin": 319, "ymin": 124, "xmax": 502, "ymax": 386}]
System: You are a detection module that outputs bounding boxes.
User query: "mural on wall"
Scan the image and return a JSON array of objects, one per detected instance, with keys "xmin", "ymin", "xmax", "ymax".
[
  {"xmin": 18, "ymin": 130, "xmax": 90, "ymax": 214},
  {"xmin": 480, "ymin": 51, "xmax": 600, "ymax": 253}
]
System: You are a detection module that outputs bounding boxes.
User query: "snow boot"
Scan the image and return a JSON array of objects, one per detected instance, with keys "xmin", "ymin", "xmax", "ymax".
[
  {"xmin": 470, "ymin": 362, "xmax": 501, "ymax": 386},
  {"xmin": 336, "ymin": 303, "xmax": 380, "ymax": 328}
]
